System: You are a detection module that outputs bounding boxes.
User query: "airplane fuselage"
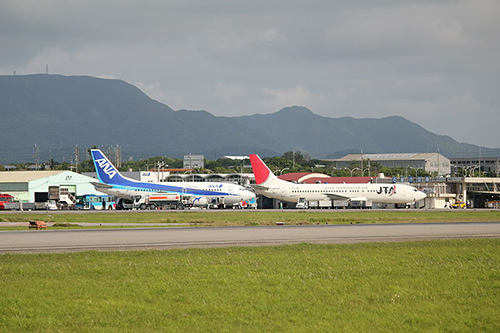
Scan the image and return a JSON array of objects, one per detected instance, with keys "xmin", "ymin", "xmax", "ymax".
[
  {"xmin": 94, "ymin": 180, "xmax": 254, "ymax": 206},
  {"xmin": 260, "ymin": 182, "xmax": 424, "ymax": 204}
]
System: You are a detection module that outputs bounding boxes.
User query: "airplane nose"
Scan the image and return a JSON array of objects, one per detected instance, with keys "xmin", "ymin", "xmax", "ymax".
[
  {"xmin": 416, "ymin": 191, "xmax": 427, "ymax": 201},
  {"xmin": 244, "ymin": 191, "xmax": 256, "ymax": 201}
]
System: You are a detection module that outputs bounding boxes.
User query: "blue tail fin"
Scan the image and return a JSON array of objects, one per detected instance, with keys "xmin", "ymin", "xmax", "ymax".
[{"xmin": 91, "ymin": 149, "xmax": 128, "ymax": 185}]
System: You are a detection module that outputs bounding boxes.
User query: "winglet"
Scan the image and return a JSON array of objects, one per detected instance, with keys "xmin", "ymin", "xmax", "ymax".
[
  {"xmin": 91, "ymin": 149, "xmax": 127, "ymax": 185},
  {"xmin": 249, "ymin": 154, "xmax": 272, "ymax": 185}
]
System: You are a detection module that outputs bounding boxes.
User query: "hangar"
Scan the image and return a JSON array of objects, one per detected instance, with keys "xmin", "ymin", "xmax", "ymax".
[
  {"xmin": 0, "ymin": 171, "xmax": 101, "ymax": 203},
  {"xmin": 329, "ymin": 152, "xmax": 451, "ymax": 176}
]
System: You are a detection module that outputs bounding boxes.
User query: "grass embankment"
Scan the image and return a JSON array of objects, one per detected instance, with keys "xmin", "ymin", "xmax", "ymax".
[
  {"xmin": 1, "ymin": 239, "xmax": 499, "ymax": 331},
  {"xmin": 0, "ymin": 210, "xmax": 500, "ymax": 230}
]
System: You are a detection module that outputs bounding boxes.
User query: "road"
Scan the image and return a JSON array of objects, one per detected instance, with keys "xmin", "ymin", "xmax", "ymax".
[{"xmin": 1, "ymin": 222, "xmax": 499, "ymax": 253}]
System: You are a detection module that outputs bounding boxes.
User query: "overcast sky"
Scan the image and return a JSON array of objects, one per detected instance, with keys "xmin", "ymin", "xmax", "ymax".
[{"xmin": 1, "ymin": 0, "xmax": 499, "ymax": 148}]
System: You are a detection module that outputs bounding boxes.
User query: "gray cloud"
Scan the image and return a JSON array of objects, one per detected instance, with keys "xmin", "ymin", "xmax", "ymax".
[{"xmin": 1, "ymin": 0, "xmax": 499, "ymax": 148}]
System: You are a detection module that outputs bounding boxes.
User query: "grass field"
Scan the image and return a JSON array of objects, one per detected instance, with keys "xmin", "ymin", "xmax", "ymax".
[
  {"xmin": 1, "ymin": 210, "xmax": 500, "ymax": 229},
  {"xmin": 1, "ymin": 239, "xmax": 499, "ymax": 332}
]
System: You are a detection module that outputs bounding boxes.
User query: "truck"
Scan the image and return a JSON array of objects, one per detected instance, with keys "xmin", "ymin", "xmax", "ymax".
[
  {"xmin": 0, "ymin": 193, "xmax": 14, "ymax": 210},
  {"xmin": 209, "ymin": 197, "xmax": 226, "ymax": 209},
  {"xmin": 0, "ymin": 193, "xmax": 37, "ymax": 211},
  {"xmin": 296, "ymin": 197, "xmax": 308, "ymax": 209},
  {"xmin": 130, "ymin": 193, "xmax": 196, "ymax": 210}
]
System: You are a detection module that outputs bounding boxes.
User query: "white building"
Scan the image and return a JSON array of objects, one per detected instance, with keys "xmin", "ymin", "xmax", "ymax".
[
  {"xmin": 0, "ymin": 171, "xmax": 101, "ymax": 203},
  {"xmin": 183, "ymin": 155, "xmax": 204, "ymax": 169},
  {"xmin": 330, "ymin": 152, "xmax": 451, "ymax": 176}
]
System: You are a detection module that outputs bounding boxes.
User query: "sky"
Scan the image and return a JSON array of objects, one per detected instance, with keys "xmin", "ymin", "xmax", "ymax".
[{"xmin": 1, "ymin": 0, "xmax": 499, "ymax": 148}]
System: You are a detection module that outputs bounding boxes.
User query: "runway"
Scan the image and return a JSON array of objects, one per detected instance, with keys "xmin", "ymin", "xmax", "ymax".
[{"xmin": 1, "ymin": 222, "xmax": 499, "ymax": 253}]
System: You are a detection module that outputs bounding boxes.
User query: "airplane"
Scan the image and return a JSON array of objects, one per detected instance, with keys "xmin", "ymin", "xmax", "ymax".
[
  {"xmin": 249, "ymin": 154, "xmax": 427, "ymax": 207},
  {"xmin": 90, "ymin": 149, "xmax": 256, "ymax": 210}
]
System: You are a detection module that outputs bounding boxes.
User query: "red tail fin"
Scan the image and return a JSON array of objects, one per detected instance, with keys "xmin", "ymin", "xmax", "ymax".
[{"xmin": 249, "ymin": 154, "xmax": 271, "ymax": 185}]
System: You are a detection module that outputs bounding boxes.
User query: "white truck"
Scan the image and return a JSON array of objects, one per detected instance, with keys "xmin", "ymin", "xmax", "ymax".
[
  {"xmin": 124, "ymin": 193, "xmax": 197, "ymax": 210},
  {"xmin": 296, "ymin": 198, "xmax": 308, "ymax": 209}
]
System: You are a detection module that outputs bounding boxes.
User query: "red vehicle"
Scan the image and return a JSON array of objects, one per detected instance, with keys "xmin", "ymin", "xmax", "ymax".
[{"xmin": 0, "ymin": 193, "xmax": 14, "ymax": 210}]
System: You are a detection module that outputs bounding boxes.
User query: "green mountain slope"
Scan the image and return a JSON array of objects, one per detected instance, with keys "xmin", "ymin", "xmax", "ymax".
[{"xmin": 0, "ymin": 74, "xmax": 496, "ymax": 163}]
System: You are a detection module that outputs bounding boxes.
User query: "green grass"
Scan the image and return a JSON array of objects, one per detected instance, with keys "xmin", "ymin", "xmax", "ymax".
[
  {"xmin": 1, "ymin": 210, "xmax": 500, "ymax": 229},
  {"xmin": 1, "ymin": 239, "xmax": 499, "ymax": 332}
]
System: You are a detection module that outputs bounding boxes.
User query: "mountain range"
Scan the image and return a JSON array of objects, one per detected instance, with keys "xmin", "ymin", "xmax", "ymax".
[{"xmin": 0, "ymin": 74, "xmax": 497, "ymax": 163}]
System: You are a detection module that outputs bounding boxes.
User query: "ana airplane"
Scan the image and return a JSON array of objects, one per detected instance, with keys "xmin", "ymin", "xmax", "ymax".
[
  {"xmin": 249, "ymin": 154, "xmax": 427, "ymax": 206},
  {"xmin": 90, "ymin": 149, "xmax": 256, "ymax": 209}
]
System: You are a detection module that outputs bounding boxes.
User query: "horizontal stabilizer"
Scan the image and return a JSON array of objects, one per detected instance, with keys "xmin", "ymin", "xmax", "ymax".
[
  {"xmin": 252, "ymin": 184, "xmax": 270, "ymax": 191},
  {"xmin": 91, "ymin": 182, "xmax": 113, "ymax": 189}
]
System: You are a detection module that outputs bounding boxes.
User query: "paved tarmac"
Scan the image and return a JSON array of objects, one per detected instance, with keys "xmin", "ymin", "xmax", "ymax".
[{"xmin": 1, "ymin": 222, "xmax": 499, "ymax": 253}]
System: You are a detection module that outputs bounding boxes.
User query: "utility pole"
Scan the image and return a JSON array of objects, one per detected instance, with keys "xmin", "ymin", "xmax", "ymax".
[
  {"xmin": 74, "ymin": 145, "xmax": 80, "ymax": 173},
  {"xmin": 33, "ymin": 144, "xmax": 40, "ymax": 170},
  {"xmin": 115, "ymin": 145, "xmax": 121, "ymax": 168},
  {"xmin": 106, "ymin": 146, "xmax": 112, "ymax": 161}
]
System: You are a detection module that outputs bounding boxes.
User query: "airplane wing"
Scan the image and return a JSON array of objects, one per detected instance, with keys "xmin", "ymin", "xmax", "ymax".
[
  {"xmin": 324, "ymin": 193, "xmax": 350, "ymax": 201},
  {"xmin": 324, "ymin": 192, "xmax": 368, "ymax": 202}
]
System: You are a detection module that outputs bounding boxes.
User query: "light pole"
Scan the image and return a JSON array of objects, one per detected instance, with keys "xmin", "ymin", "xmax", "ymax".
[
  {"xmin": 451, "ymin": 164, "xmax": 468, "ymax": 177},
  {"xmin": 157, "ymin": 161, "xmax": 166, "ymax": 182},
  {"xmin": 279, "ymin": 168, "xmax": 289, "ymax": 175},
  {"xmin": 409, "ymin": 166, "xmax": 424, "ymax": 178},
  {"xmin": 468, "ymin": 165, "xmax": 479, "ymax": 177},
  {"xmin": 344, "ymin": 167, "xmax": 360, "ymax": 177}
]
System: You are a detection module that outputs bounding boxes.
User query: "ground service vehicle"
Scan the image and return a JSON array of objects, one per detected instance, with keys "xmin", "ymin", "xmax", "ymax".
[
  {"xmin": 48, "ymin": 186, "xmax": 76, "ymax": 209},
  {"xmin": 0, "ymin": 193, "xmax": 14, "ymax": 210},
  {"xmin": 0, "ymin": 194, "xmax": 37, "ymax": 211},
  {"xmin": 75, "ymin": 194, "xmax": 116, "ymax": 210},
  {"xmin": 307, "ymin": 200, "xmax": 333, "ymax": 209},
  {"xmin": 451, "ymin": 200, "xmax": 466, "ymax": 209},
  {"xmin": 350, "ymin": 199, "xmax": 373, "ymax": 209},
  {"xmin": 117, "ymin": 193, "xmax": 197, "ymax": 210},
  {"xmin": 296, "ymin": 198, "xmax": 308, "ymax": 209}
]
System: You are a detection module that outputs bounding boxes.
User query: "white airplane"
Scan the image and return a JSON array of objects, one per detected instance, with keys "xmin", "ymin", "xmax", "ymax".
[
  {"xmin": 90, "ymin": 149, "xmax": 256, "ymax": 209},
  {"xmin": 249, "ymin": 154, "xmax": 427, "ymax": 206}
]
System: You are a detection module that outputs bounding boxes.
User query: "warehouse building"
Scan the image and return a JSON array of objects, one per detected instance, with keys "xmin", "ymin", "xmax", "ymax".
[
  {"xmin": 450, "ymin": 157, "xmax": 500, "ymax": 176},
  {"xmin": 0, "ymin": 171, "xmax": 101, "ymax": 203},
  {"xmin": 329, "ymin": 152, "xmax": 451, "ymax": 176}
]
